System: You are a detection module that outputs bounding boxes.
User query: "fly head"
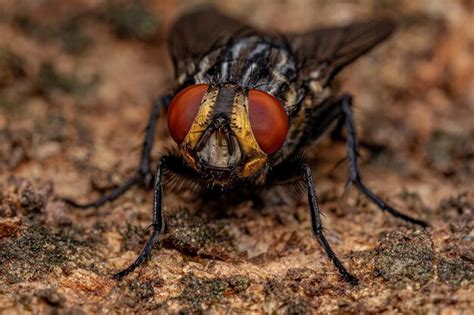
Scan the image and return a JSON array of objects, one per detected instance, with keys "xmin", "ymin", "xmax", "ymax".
[{"xmin": 167, "ymin": 83, "xmax": 289, "ymax": 184}]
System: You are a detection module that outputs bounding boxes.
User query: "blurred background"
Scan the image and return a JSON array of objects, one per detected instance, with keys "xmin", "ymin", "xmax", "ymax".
[{"xmin": 0, "ymin": 1, "xmax": 473, "ymax": 314}]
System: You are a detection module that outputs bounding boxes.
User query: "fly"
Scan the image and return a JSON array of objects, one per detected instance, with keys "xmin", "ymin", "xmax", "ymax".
[{"xmin": 64, "ymin": 7, "xmax": 428, "ymax": 284}]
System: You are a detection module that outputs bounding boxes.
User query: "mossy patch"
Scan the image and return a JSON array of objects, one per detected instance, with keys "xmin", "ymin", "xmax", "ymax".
[
  {"xmin": 163, "ymin": 208, "xmax": 236, "ymax": 260},
  {"xmin": 175, "ymin": 273, "xmax": 250, "ymax": 313},
  {"xmin": 264, "ymin": 273, "xmax": 322, "ymax": 314},
  {"xmin": 118, "ymin": 277, "xmax": 164, "ymax": 309},
  {"xmin": 0, "ymin": 225, "xmax": 95, "ymax": 284},
  {"xmin": 118, "ymin": 223, "xmax": 148, "ymax": 252},
  {"xmin": 374, "ymin": 230, "xmax": 434, "ymax": 288},
  {"xmin": 438, "ymin": 258, "xmax": 474, "ymax": 286}
]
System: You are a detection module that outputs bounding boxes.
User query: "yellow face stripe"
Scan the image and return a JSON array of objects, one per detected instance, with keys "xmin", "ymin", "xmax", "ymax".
[
  {"xmin": 182, "ymin": 86, "xmax": 217, "ymax": 147},
  {"xmin": 180, "ymin": 86, "xmax": 218, "ymax": 167},
  {"xmin": 230, "ymin": 89, "xmax": 267, "ymax": 178}
]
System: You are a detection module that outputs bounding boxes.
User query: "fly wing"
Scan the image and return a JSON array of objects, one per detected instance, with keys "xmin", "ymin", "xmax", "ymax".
[
  {"xmin": 169, "ymin": 7, "xmax": 253, "ymax": 76},
  {"xmin": 288, "ymin": 20, "xmax": 395, "ymax": 85}
]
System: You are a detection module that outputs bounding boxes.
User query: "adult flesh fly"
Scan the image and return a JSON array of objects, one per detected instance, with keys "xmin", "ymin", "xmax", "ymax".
[{"xmin": 65, "ymin": 7, "xmax": 427, "ymax": 284}]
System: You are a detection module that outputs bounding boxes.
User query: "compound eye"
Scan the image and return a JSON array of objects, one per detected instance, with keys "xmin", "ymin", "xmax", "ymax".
[
  {"xmin": 167, "ymin": 84, "xmax": 209, "ymax": 144},
  {"xmin": 248, "ymin": 89, "xmax": 288, "ymax": 154}
]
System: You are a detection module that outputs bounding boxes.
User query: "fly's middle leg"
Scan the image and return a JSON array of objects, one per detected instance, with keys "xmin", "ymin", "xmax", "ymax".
[
  {"xmin": 304, "ymin": 94, "xmax": 427, "ymax": 227},
  {"xmin": 336, "ymin": 94, "xmax": 427, "ymax": 227}
]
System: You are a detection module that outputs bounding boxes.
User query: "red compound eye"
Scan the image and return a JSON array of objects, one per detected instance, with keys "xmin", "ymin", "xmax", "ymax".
[
  {"xmin": 167, "ymin": 84, "xmax": 209, "ymax": 144},
  {"xmin": 248, "ymin": 89, "xmax": 288, "ymax": 154}
]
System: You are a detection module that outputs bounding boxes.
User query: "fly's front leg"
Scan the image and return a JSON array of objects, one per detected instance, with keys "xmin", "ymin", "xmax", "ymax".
[
  {"xmin": 112, "ymin": 154, "xmax": 199, "ymax": 279},
  {"xmin": 302, "ymin": 163, "xmax": 359, "ymax": 285},
  {"xmin": 338, "ymin": 94, "xmax": 427, "ymax": 227},
  {"xmin": 64, "ymin": 95, "xmax": 172, "ymax": 208},
  {"xmin": 113, "ymin": 155, "xmax": 168, "ymax": 280}
]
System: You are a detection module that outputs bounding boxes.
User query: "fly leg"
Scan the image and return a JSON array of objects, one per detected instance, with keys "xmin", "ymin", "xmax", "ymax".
[
  {"xmin": 64, "ymin": 95, "xmax": 171, "ymax": 208},
  {"xmin": 113, "ymin": 156, "xmax": 168, "ymax": 279},
  {"xmin": 265, "ymin": 160, "xmax": 358, "ymax": 284},
  {"xmin": 112, "ymin": 155, "xmax": 201, "ymax": 279},
  {"xmin": 302, "ymin": 163, "xmax": 359, "ymax": 285},
  {"xmin": 338, "ymin": 94, "xmax": 427, "ymax": 227}
]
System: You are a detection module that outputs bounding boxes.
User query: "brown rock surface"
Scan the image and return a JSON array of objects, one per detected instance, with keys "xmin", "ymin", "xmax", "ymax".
[{"xmin": 0, "ymin": 1, "xmax": 473, "ymax": 313}]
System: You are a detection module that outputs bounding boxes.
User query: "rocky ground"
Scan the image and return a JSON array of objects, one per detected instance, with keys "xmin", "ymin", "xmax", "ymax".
[{"xmin": 0, "ymin": 0, "xmax": 473, "ymax": 314}]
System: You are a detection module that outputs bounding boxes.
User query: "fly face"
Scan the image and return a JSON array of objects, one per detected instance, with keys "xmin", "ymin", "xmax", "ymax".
[{"xmin": 167, "ymin": 82, "xmax": 289, "ymax": 181}]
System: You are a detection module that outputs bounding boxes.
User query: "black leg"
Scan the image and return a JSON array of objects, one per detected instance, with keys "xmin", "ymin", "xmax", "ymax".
[
  {"xmin": 302, "ymin": 163, "xmax": 359, "ymax": 285},
  {"xmin": 63, "ymin": 175, "xmax": 141, "ymax": 208},
  {"xmin": 64, "ymin": 95, "xmax": 171, "ymax": 208},
  {"xmin": 330, "ymin": 116, "xmax": 346, "ymax": 141},
  {"xmin": 339, "ymin": 94, "xmax": 427, "ymax": 227},
  {"xmin": 138, "ymin": 95, "xmax": 172, "ymax": 188},
  {"xmin": 113, "ymin": 156, "xmax": 168, "ymax": 280}
]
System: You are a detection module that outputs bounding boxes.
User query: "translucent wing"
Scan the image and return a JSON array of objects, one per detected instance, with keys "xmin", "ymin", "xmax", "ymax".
[
  {"xmin": 169, "ymin": 7, "xmax": 395, "ymax": 85},
  {"xmin": 169, "ymin": 7, "xmax": 253, "ymax": 75},
  {"xmin": 288, "ymin": 20, "xmax": 395, "ymax": 85}
]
